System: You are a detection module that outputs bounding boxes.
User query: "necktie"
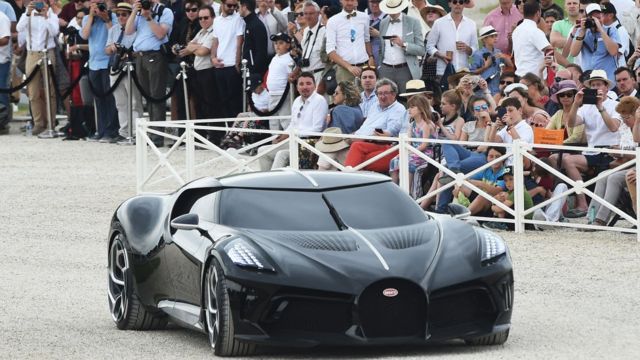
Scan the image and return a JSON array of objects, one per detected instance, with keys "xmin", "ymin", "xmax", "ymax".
[
  {"xmin": 304, "ymin": 30, "xmax": 313, "ymax": 46},
  {"xmin": 347, "ymin": 12, "xmax": 356, "ymax": 19},
  {"xmin": 390, "ymin": 18, "xmax": 400, "ymax": 24},
  {"xmin": 116, "ymin": 26, "xmax": 125, "ymax": 44}
]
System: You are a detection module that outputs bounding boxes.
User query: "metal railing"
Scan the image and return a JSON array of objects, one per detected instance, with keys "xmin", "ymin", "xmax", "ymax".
[{"xmin": 135, "ymin": 116, "xmax": 640, "ymax": 241}]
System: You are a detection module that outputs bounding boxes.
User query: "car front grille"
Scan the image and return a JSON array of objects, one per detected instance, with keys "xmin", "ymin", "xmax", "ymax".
[
  {"xmin": 428, "ymin": 284, "xmax": 497, "ymax": 336},
  {"xmin": 358, "ymin": 278, "xmax": 427, "ymax": 338}
]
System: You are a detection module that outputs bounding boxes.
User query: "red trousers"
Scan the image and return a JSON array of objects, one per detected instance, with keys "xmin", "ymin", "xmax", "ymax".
[{"xmin": 344, "ymin": 141, "xmax": 398, "ymax": 173}]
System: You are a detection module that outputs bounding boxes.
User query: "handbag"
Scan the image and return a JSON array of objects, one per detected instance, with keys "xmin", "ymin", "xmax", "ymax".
[
  {"xmin": 321, "ymin": 66, "xmax": 337, "ymax": 96},
  {"xmin": 439, "ymin": 62, "xmax": 456, "ymax": 92}
]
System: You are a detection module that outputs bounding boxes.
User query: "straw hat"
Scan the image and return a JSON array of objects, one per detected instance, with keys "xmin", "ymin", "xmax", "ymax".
[
  {"xmin": 399, "ymin": 79, "xmax": 431, "ymax": 97},
  {"xmin": 115, "ymin": 2, "xmax": 133, "ymax": 12},
  {"xmin": 478, "ymin": 25, "xmax": 498, "ymax": 40},
  {"xmin": 315, "ymin": 128, "xmax": 350, "ymax": 153},
  {"xmin": 380, "ymin": 0, "xmax": 410, "ymax": 15},
  {"xmin": 584, "ymin": 69, "xmax": 612, "ymax": 88},
  {"xmin": 504, "ymin": 82, "xmax": 528, "ymax": 96},
  {"xmin": 551, "ymin": 80, "xmax": 578, "ymax": 103},
  {"xmin": 420, "ymin": 4, "xmax": 446, "ymax": 20}
]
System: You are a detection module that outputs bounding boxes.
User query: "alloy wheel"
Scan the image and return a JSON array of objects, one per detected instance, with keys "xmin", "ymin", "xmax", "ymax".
[
  {"xmin": 108, "ymin": 235, "xmax": 129, "ymax": 323},
  {"xmin": 205, "ymin": 265, "xmax": 220, "ymax": 349}
]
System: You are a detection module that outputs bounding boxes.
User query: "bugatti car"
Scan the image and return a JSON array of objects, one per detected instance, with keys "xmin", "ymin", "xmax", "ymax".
[{"xmin": 107, "ymin": 170, "xmax": 513, "ymax": 356}]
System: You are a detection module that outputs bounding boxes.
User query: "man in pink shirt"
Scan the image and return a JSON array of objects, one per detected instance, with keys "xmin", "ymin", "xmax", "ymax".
[{"xmin": 483, "ymin": 0, "xmax": 523, "ymax": 54}]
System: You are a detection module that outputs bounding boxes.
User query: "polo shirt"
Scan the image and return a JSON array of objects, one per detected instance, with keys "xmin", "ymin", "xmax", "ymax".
[
  {"xmin": 355, "ymin": 100, "xmax": 407, "ymax": 137},
  {"xmin": 483, "ymin": 5, "xmax": 523, "ymax": 54},
  {"xmin": 288, "ymin": 91, "xmax": 329, "ymax": 135},
  {"xmin": 577, "ymin": 99, "xmax": 622, "ymax": 151},
  {"xmin": 192, "ymin": 25, "xmax": 215, "ymax": 71},
  {"xmin": 508, "ymin": 190, "xmax": 534, "ymax": 219},
  {"xmin": 212, "ymin": 12, "xmax": 245, "ymax": 68},
  {"xmin": 132, "ymin": 3, "xmax": 173, "ymax": 52},
  {"xmin": 82, "ymin": 12, "xmax": 118, "ymax": 70},
  {"xmin": 512, "ymin": 19, "xmax": 550, "ymax": 77},
  {"xmin": 551, "ymin": 18, "xmax": 576, "ymax": 63}
]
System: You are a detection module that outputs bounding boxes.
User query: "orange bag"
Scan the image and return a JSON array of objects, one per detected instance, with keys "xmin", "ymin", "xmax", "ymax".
[{"xmin": 533, "ymin": 127, "xmax": 564, "ymax": 145}]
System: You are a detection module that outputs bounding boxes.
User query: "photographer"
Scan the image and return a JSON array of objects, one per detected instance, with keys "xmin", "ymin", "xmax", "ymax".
[
  {"xmin": 125, "ymin": 0, "xmax": 174, "ymax": 147},
  {"xmin": 81, "ymin": 0, "xmax": 118, "ymax": 142},
  {"xmin": 569, "ymin": 3, "xmax": 621, "ymax": 87},
  {"xmin": 64, "ymin": 9, "xmax": 90, "ymax": 106},
  {"xmin": 105, "ymin": 2, "xmax": 142, "ymax": 143}
]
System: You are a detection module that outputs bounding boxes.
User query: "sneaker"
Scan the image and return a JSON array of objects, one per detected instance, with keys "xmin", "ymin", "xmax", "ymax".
[
  {"xmin": 32, "ymin": 127, "xmax": 46, "ymax": 136},
  {"xmin": 117, "ymin": 137, "xmax": 135, "ymax": 145},
  {"xmin": 533, "ymin": 209, "xmax": 553, "ymax": 231},
  {"xmin": 438, "ymin": 174, "xmax": 455, "ymax": 185},
  {"xmin": 87, "ymin": 134, "xmax": 101, "ymax": 142},
  {"xmin": 110, "ymin": 135, "xmax": 126, "ymax": 144},
  {"xmin": 99, "ymin": 136, "xmax": 114, "ymax": 143},
  {"xmin": 482, "ymin": 221, "xmax": 510, "ymax": 231}
]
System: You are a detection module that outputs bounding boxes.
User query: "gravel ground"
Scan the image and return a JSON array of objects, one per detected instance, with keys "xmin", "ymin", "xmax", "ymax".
[{"xmin": 1, "ymin": 125, "xmax": 640, "ymax": 359}]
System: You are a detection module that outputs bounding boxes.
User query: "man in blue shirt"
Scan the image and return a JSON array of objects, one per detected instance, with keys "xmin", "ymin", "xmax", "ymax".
[
  {"xmin": 82, "ymin": 0, "xmax": 119, "ymax": 142},
  {"xmin": 125, "ymin": 0, "xmax": 174, "ymax": 147}
]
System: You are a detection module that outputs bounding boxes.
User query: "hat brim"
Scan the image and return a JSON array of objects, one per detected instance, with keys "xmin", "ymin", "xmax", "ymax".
[
  {"xmin": 420, "ymin": 5, "xmax": 446, "ymax": 18},
  {"xmin": 585, "ymin": 77, "xmax": 612, "ymax": 88},
  {"xmin": 380, "ymin": 0, "xmax": 410, "ymax": 15},
  {"xmin": 399, "ymin": 88, "xmax": 431, "ymax": 97},
  {"xmin": 315, "ymin": 140, "xmax": 350, "ymax": 153},
  {"xmin": 115, "ymin": 6, "xmax": 132, "ymax": 12},
  {"xmin": 479, "ymin": 30, "xmax": 498, "ymax": 40}
]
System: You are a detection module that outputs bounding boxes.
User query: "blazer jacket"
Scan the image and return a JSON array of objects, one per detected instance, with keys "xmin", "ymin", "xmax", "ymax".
[{"xmin": 378, "ymin": 13, "xmax": 425, "ymax": 79}]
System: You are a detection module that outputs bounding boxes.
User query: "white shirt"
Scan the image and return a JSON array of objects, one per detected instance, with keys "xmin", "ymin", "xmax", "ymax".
[
  {"xmin": 288, "ymin": 91, "xmax": 328, "ymax": 135},
  {"xmin": 191, "ymin": 25, "xmax": 215, "ymax": 71},
  {"xmin": 266, "ymin": 52, "xmax": 294, "ymax": 95},
  {"xmin": 512, "ymin": 19, "xmax": 549, "ymax": 77},
  {"xmin": 613, "ymin": 20, "xmax": 630, "ymax": 67},
  {"xmin": 383, "ymin": 17, "xmax": 406, "ymax": 65},
  {"xmin": 300, "ymin": 21, "xmax": 325, "ymax": 72},
  {"xmin": 212, "ymin": 12, "xmax": 245, "ymax": 68},
  {"xmin": 407, "ymin": 4, "xmax": 429, "ymax": 40},
  {"xmin": 16, "ymin": 9, "xmax": 59, "ymax": 51},
  {"xmin": 0, "ymin": 11, "xmax": 10, "ymax": 63},
  {"xmin": 497, "ymin": 120, "xmax": 534, "ymax": 165},
  {"xmin": 325, "ymin": 10, "xmax": 370, "ymax": 65},
  {"xmin": 257, "ymin": 9, "xmax": 278, "ymax": 55},
  {"xmin": 577, "ymin": 99, "xmax": 622, "ymax": 151},
  {"xmin": 212, "ymin": 2, "xmax": 221, "ymax": 17},
  {"xmin": 426, "ymin": 13, "xmax": 477, "ymax": 75}
]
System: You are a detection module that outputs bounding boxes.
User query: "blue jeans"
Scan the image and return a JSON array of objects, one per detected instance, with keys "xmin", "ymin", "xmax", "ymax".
[
  {"xmin": 0, "ymin": 61, "xmax": 9, "ymax": 128},
  {"xmin": 436, "ymin": 144, "xmax": 487, "ymax": 213},
  {"xmin": 89, "ymin": 69, "xmax": 118, "ymax": 138}
]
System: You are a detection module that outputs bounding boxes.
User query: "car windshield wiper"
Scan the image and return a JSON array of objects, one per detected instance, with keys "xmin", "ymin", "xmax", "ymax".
[{"xmin": 322, "ymin": 194, "xmax": 348, "ymax": 231}]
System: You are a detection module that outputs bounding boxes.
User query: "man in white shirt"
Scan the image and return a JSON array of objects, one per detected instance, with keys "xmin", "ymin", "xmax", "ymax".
[
  {"xmin": 0, "ymin": 10, "xmax": 10, "ymax": 134},
  {"xmin": 257, "ymin": 71, "xmax": 328, "ymax": 170},
  {"xmin": 487, "ymin": 96, "xmax": 534, "ymax": 165},
  {"xmin": 359, "ymin": 66, "xmax": 378, "ymax": 119},
  {"xmin": 16, "ymin": 1, "xmax": 59, "ymax": 136},
  {"xmin": 325, "ymin": 0, "xmax": 375, "ymax": 84},
  {"xmin": 211, "ymin": 0, "xmax": 245, "ymax": 119},
  {"xmin": 512, "ymin": 0, "xmax": 552, "ymax": 77},
  {"xmin": 552, "ymin": 70, "xmax": 622, "ymax": 217},
  {"xmin": 256, "ymin": 0, "xmax": 280, "ymax": 57},
  {"xmin": 298, "ymin": 1, "xmax": 325, "ymax": 85},
  {"xmin": 378, "ymin": 0, "xmax": 424, "ymax": 94},
  {"xmin": 425, "ymin": 0, "xmax": 477, "ymax": 77}
]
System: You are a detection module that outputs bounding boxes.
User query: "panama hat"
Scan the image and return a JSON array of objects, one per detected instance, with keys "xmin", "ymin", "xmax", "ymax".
[
  {"xmin": 420, "ymin": 4, "xmax": 446, "ymax": 20},
  {"xmin": 504, "ymin": 82, "xmax": 528, "ymax": 96},
  {"xmin": 584, "ymin": 69, "xmax": 612, "ymax": 87},
  {"xmin": 115, "ymin": 2, "xmax": 133, "ymax": 12},
  {"xmin": 399, "ymin": 79, "xmax": 431, "ymax": 97},
  {"xmin": 478, "ymin": 25, "xmax": 498, "ymax": 40},
  {"xmin": 380, "ymin": 0, "xmax": 410, "ymax": 15},
  {"xmin": 315, "ymin": 128, "xmax": 350, "ymax": 153},
  {"xmin": 551, "ymin": 80, "xmax": 578, "ymax": 103}
]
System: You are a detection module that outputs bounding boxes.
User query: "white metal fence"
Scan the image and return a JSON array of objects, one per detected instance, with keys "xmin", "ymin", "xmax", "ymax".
[{"xmin": 135, "ymin": 116, "xmax": 640, "ymax": 241}]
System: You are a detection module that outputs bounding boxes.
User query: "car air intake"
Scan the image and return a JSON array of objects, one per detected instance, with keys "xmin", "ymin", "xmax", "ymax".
[
  {"xmin": 277, "ymin": 232, "xmax": 359, "ymax": 251},
  {"xmin": 358, "ymin": 279, "xmax": 427, "ymax": 338},
  {"xmin": 369, "ymin": 224, "xmax": 435, "ymax": 250}
]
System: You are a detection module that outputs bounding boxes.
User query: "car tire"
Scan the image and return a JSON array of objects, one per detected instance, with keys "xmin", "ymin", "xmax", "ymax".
[
  {"xmin": 205, "ymin": 258, "xmax": 256, "ymax": 356},
  {"xmin": 464, "ymin": 329, "xmax": 509, "ymax": 346},
  {"xmin": 108, "ymin": 225, "xmax": 168, "ymax": 330}
]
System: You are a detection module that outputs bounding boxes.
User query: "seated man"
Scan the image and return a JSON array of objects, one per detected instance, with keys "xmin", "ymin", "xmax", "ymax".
[
  {"xmin": 257, "ymin": 72, "xmax": 328, "ymax": 170},
  {"xmin": 549, "ymin": 70, "xmax": 622, "ymax": 218},
  {"xmin": 344, "ymin": 78, "xmax": 407, "ymax": 173},
  {"xmin": 487, "ymin": 97, "xmax": 535, "ymax": 165}
]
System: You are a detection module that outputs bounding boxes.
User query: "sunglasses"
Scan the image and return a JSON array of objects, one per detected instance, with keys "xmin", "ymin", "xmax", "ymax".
[
  {"xmin": 557, "ymin": 92, "xmax": 575, "ymax": 98},
  {"xmin": 116, "ymin": 12, "xmax": 129, "ymax": 17},
  {"xmin": 185, "ymin": 7, "xmax": 198, "ymax": 12},
  {"xmin": 224, "ymin": 3, "xmax": 238, "ymax": 8},
  {"xmin": 500, "ymin": 80, "xmax": 513, "ymax": 85},
  {"xmin": 473, "ymin": 104, "xmax": 489, "ymax": 112},
  {"xmin": 350, "ymin": 28, "xmax": 356, "ymax": 42},
  {"xmin": 295, "ymin": 12, "xmax": 303, "ymax": 17},
  {"xmin": 198, "ymin": 16, "xmax": 210, "ymax": 20},
  {"xmin": 449, "ymin": 0, "xmax": 469, "ymax": 4}
]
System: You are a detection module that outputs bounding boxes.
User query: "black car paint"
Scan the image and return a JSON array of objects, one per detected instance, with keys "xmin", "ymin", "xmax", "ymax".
[{"xmin": 110, "ymin": 170, "xmax": 513, "ymax": 346}]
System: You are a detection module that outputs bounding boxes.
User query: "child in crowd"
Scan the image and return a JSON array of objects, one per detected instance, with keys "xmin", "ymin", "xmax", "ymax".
[
  {"xmin": 483, "ymin": 166, "xmax": 534, "ymax": 231},
  {"xmin": 265, "ymin": 32, "xmax": 295, "ymax": 130},
  {"xmin": 470, "ymin": 26, "xmax": 513, "ymax": 95}
]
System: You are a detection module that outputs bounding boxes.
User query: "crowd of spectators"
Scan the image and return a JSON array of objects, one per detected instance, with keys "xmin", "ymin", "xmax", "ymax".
[{"xmin": 3, "ymin": 0, "xmax": 640, "ymax": 231}]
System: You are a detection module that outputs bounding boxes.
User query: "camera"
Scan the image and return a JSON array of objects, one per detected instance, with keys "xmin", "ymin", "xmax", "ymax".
[
  {"xmin": 482, "ymin": 52, "xmax": 495, "ymax": 63},
  {"xmin": 97, "ymin": 3, "xmax": 106, "ymax": 12},
  {"xmin": 34, "ymin": 2, "xmax": 44, "ymax": 10},
  {"xmin": 584, "ymin": 17, "xmax": 596, "ymax": 31},
  {"xmin": 299, "ymin": 58, "xmax": 310, "ymax": 68},
  {"xmin": 172, "ymin": 44, "xmax": 186, "ymax": 54},
  {"xmin": 141, "ymin": 0, "xmax": 151, "ymax": 10}
]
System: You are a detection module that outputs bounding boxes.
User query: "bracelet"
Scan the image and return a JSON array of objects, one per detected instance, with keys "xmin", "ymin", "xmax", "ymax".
[
  {"xmin": 598, "ymin": 108, "xmax": 605, "ymax": 113},
  {"xmin": 576, "ymin": 36, "xmax": 584, "ymax": 41}
]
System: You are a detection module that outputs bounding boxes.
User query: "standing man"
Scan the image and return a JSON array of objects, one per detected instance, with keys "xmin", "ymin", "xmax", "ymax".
[
  {"xmin": 211, "ymin": 0, "xmax": 245, "ymax": 119},
  {"xmin": 359, "ymin": 65, "xmax": 377, "ymax": 119},
  {"xmin": 325, "ymin": 0, "xmax": 375, "ymax": 84},
  {"xmin": 299, "ymin": 1, "xmax": 325, "ymax": 84},
  {"xmin": 125, "ymin": 0, "xmax": 174, "ymax": 147},
  {"xmin": 378, "ymin": 0, "xmax": 424, "ymax": 94},
  {"xmin": 256, "ymin": 0, "xmax": 279, "ymax": 57},
  {"xmin": 550, "ymin": 0, "xmax": 580, "ymax": 67},
  {"xmin": 483, "ymin": 0, "xmax": 522, "ymax": 55},
  {"xmin": 540, "ymin": 0, "xmax": 564, "ymax": 19},
  {"xmin": 426, "ymin": 0, "xmax": 477, "ymax": 78},
  {"xmin": 512, "ymin": 1, "xmax": 551, "ymax": 77},
  {"xmin": 16, "ymin": 0, "xmax": 59, "ymax": 137},
  {"xmin": 239, "ymin": 0, "xmax": 268, "ymax": 77},
  {"xmin": 82, "ymin": 0, "xmax": 119, "ymax": 143}
]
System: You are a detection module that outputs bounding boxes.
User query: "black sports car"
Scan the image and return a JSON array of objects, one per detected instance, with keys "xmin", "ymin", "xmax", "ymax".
[{"xmin": 108, "ymin": 170, "xmax": 513, "ymax": 356}]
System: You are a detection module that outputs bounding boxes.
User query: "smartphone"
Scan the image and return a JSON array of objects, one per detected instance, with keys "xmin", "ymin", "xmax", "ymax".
[
  {"xmin": 287, "ymin": 11, "xmax": 296, "ymax": 23},
  {"xmin": 583, "ymin": 88, "xmax": 598, "ymax": 105},
  {"xmin": 382, "ymin": 35, "xmax": 395, "ymax": 40},
  {"xmin": 495, "ymin": 106, "xmax": 507, "ymax": 122},
  {"xmin": 446, "ymin": 50, "xmax": 453, "ymax": 58},
  {"xmin": 375, "ymin": 128, "xmax": 384, "ymax": 133},
  {"xmin": 35, "ymin": 2, "xmax": 44, "ymax": 10}
]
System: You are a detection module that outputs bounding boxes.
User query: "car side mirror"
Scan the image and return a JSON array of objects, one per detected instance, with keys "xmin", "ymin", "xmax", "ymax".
[
  {"xmin": 447, "ymin": 203, "xmax": 471, "ymax": 220},
  {"xmin": 171, "ymin": 213, "xmax": 201, "ymax": 231}
]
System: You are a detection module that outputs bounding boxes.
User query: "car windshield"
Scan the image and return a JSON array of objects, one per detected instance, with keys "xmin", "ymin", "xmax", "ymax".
[{"xmin": 218, "ymin": 182, "xmax": 426, "ymax": 231}]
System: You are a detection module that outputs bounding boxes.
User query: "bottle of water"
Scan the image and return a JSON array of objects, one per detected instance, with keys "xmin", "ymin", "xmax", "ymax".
[
  {"xmin": 587, "ymin": 206, "xmax": 596, "ymax": 224},
  {"xmin": 25, "ymin": 121, "xmax": 32, "ymax": 137}
]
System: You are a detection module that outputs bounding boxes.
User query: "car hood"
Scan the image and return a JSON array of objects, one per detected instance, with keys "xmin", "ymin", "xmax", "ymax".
[{"xmin": 236, "ymin": 221, "xmax": 441, "ymax": 295}]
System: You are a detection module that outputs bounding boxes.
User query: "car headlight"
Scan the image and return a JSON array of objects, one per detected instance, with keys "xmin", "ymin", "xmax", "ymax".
[
  {"xmin": 476, "ymin": 228, "xmax": 507, "ymax": 264},
  {"xmin": 225, "ymin": 240, "xmax": 275, "ymax": 272}
]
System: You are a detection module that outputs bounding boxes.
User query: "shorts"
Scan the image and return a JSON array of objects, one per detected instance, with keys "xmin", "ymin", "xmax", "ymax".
[{"xmin": 584, "ymin": 153, "xmax": 613, "ymax": 171}]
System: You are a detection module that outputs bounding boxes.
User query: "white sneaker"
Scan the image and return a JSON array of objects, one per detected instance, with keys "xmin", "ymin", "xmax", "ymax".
[{"xmin": 533, "ymin": 209, "xmax": 554, "ymax": 231}]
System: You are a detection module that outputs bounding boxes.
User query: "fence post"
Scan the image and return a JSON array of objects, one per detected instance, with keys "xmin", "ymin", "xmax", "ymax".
[
  {"xmin": 398, "ymin": 134, "xmax": 410, "ymax": 194},
  {"xmin": 289, "ymin": 128, "xmax": 299, "ymax": 170},
  {"xmin": 636, "ymin": 147, "xmax": 640, "ymax": 243},
  {"xmin": 512, "ymin": 140, "xmax": 525, "ymax": 233},
  {"xmin": 136, "ymin": 119, "xmax": 146, "ymax": 194},
  {"xmin": 185, "ymin": 122, "xmax": 195, "ymax": 182}
]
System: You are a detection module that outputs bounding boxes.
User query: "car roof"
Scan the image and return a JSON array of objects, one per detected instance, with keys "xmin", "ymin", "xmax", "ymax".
[{"xmin": 217, "ymin": 170, "xmax": 390, "ymax": 191}]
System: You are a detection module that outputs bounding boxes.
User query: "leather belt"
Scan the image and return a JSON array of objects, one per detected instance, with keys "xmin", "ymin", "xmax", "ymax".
[
  {"xmin": 382, "ymin": 62, "xmax": 408, "ymax": 68},
  {"xmin": 350, "ymin": 61, "xmax": 368, "ymax": 67}
]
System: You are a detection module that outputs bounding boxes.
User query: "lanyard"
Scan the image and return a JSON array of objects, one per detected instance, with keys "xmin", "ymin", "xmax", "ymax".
[{"xmin": 302, "ymin": 24, "xmax": 322, "ymax": 61}]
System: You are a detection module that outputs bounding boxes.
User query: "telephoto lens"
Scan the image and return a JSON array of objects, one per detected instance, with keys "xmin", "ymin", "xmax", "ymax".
[{"xmin": 141, "ymin": 0, "xmax": 151, "ymax": 10}]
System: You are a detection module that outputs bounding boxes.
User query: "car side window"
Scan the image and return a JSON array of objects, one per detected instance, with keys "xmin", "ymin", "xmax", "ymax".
[{"xmin": 190, "ymin": 193, "xmax": 216, "ymax": 222}]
